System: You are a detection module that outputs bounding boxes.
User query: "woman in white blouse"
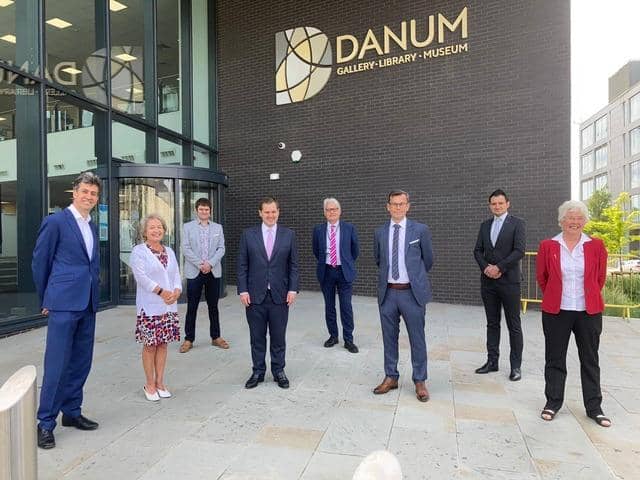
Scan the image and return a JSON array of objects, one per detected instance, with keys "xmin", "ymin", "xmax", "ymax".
[{"xmin": 130, "ymin": 214, "xmax": 182, "ymax": 402}]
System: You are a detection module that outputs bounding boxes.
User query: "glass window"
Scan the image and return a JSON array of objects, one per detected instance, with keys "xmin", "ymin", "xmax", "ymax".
[
  {"xmin": 581, "ymin": 179, "xmax": 594, "ymax": 200},
  {"xmin": 192, "ymin": 0, "xmax": 209, "ymax": 144},
  {"xmin": 631, "ymin": 127, "xmax": 640, "ymax": 156},
  {"xmin": 0, "ymin": 0, "xmax": 39, "ymax": 75},
  {"xmin": 45, "ymin": 0, "xmax": 106, "ymax": 101},
  {"xmin": 0, "ymin": 69, "xmax": 41, "ymax": 323},
  {"xmin": 110, "ymin": 0, "xmax": 147, "ymax": 117},
  {"xmin": 581, "ymin": 152, "xmax": 594, "ymax": 175},
  {"xmin": 581, "ymin": 124, "xmax": 594, "ymax": 149},
  {"xmin": 158, "ymin": 136, "xmax": 182, "ymax": 165},
  {"xmin": 595, "ymin": 174, "xmax": 607, "ymax": 191},
  {"xmin": 631, "ymin": 160, "xmax": 640, "ymax": 189},
  {"xmin": 631, "ymin": 93, "xmax": 640, "ymax": 124},
  {"xmin": 112, "ymin": 120, "xmax": 146, "ymax": 163},
  {"xmin": 595, "ymin": 115, "xmax": 608, "ymax": 141},
  {"xmin": 594, "ymin": 145, "xmax": 608, "ymax": 170},
  {"xmin": 157, "ymin": 0, "xmax": 182, "ymax": 133},
  {"xmin": 632, "ymin": 194, "xmax": 640, "ymax": 211},
  {"xmin": 193, "ymin": 146, "xmax": 210, "ymax": 168}
]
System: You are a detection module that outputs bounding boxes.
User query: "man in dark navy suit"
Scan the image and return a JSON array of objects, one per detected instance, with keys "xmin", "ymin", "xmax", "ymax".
[
  {"xmin": 473, "ymin": 189, "xmax": 525, "ymax": 381},
  {"xmin": 312, "ymin": 198, "xmax": 360, "ymax": 353},
  {"xmin": 32, "ymin": 172, "xmax": 102, "ymax": 449},
  {"xmin": 237, "ymin": 197, "xmax": 299, "ymax": 389}
]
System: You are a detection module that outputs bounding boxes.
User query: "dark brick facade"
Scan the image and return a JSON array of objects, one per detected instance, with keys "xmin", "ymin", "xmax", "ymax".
[{"xmin": 216, "ymin": 0, "xmax": 570, "ymax": 304}]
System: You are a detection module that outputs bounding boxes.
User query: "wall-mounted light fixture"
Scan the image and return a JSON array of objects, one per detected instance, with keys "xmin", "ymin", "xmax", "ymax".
[
  {"xmin": 291, "ymin": 150, "xmax": 302, "ymax": 162},
  {"xmin": 269, "ymin": 173, "xmax": 280, "ymax": 180}
]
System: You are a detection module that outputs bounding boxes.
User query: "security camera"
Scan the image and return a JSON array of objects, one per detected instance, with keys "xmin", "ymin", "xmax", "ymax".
[{"xmin": 277, "ymin": 142, "xmax": 286, "ymax": 150}]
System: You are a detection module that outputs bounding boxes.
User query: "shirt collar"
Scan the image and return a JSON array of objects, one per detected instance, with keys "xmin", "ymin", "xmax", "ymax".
[
  {"xmin": 494, "ymin": 212, "xmax": 508, "ymax": 222},
  {"xmin": 68, "ymin": 204, "xmax": 90, "ymax": 222},
  {"xmin": 390, "ymin": 217, "xmax": 407, "ymax": 229},
  {"xmin": 197, "ymin": 219, "xmax": 210, "ymax": 226},
  {"xmin": 552, "ymin": 232, "xmax": 592, "ymax": 248},
  {"xmin": 262, "ymin": 223, "xmax": 277, "ymax": 234},
  {"xmin": 327, "ymin": 221, "xmax": 340, "ymax": 229}
]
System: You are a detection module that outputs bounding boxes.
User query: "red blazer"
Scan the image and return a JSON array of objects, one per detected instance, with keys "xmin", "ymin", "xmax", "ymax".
[{"xmin": 536, "ymin": 236, "xmax": 607, "ymax": 314}]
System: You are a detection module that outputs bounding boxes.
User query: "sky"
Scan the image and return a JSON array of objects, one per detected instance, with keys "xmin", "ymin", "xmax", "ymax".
[{"xmin": 571, "ymin": 0, "xmax": 640, "ymax": 198}]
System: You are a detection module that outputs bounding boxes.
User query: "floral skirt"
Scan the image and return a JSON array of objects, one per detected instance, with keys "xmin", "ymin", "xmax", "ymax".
[{"xmin": 135, "ymin": 309, "xmax": 181, "ymax": 346}]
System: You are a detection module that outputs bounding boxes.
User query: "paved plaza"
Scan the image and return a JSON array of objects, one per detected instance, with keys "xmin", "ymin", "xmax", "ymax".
[{"xmin": 1, "ymin": 290, "xmax": 639, "ymax": 479}]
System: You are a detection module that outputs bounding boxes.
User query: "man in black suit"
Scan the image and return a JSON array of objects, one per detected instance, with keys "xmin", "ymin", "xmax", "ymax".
[
  {"xmin": 473, "ymin": 189, "xmax": 525, "ymax": 381},
  {"xmin": 237, "ymin": 197, "xmax": 299, "ymax": 389}
]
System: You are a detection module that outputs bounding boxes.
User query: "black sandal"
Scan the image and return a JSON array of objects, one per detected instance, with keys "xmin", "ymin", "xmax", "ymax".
[
  {"xmin": 540, "ymin": 409, "xmax": 556, "ymax": 421},
  {"xmin": 590, "ymin": 414, "xmax": 611, "ymax": 427}
]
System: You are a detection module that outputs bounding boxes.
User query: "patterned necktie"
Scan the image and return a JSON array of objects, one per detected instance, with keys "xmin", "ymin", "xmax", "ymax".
[
  {"xmin": 329, "ymin": 225, "xmax": 337, "ymax": 266},
  {"xmin": 266, "ymin": 229, "xmax": 274, "ymax": 259},
  {"xmin": 392, "ymin": 224, "xmax": 400, "ymax": 280},
  {"xmin": 490, "ymin": 218, "xmax": 502, "ymax": 247}
]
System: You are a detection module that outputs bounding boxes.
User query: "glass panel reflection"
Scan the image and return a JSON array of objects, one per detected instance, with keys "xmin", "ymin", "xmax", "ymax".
[
  {"xmin": 159, "ymin": 136, "xmax": 182, "ymax": 164},
  {"xmin": 191, "ymin": 0, "xmax": 209, "ymax": 144},
  {"xmin": 193, "ymin": 146, "xmax": 209, "ymax": 168},
  {"xmin": 112, "ymin": 120, "xmax": 146, "ymax": 163},
  {"xmin": 0, "ymin": 0, "xmax": 39, "ymax": 75},
  {"xmin": 157, "ymin": 0, "xmax": 182, "ymax": 133}
]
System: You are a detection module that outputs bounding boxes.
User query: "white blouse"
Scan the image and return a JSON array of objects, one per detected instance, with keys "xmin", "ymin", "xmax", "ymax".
[
  {"xmin": 130, "ymin": 243, "xmax": 182, "ymax": 316},
  {"xmin": 553, "ymin": 232, "xmax": 590, "ymax": 311}
]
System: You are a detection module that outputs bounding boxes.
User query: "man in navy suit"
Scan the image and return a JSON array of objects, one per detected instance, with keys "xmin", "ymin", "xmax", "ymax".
[
  {"xmin": 32, "ymin": 172, "xmax": 102, "ymax": 449},
  {"xmin": 373, "ymin": 190, "xmax": 434, "ymax": 402},
  {"xmin": 473, "ymin": 189, "xmax": 525, "ymax": 381},
  {"xmin": 312, "ymin": 198, "xmax": 360, "ymax": 353},
  {"xmin": 237, "ymin": 197, "xmax": 299, "ymax": 389}
]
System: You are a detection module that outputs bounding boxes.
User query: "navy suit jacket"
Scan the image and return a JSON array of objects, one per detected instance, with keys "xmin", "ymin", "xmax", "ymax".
[
  {"xmin": 312, "ymin": 221, "xmax": 359, "ymax": 283},
  {"xmin": 32, "ymin": 208, "xmax": 100, "ymax": 312},
  {"xmin": 473, "ymin": 214, "xmax": 525, "ymax": 286},
  {"xmin": 237, "ymin": 225, "xmax": 299, "ymax": 304},
  {"xmin": 374, "ymin": 219, "xmax": 434, "ymax": 307}
]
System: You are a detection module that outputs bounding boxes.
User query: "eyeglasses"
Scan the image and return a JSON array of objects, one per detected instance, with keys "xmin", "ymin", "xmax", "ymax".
[
  {"xmin": 388, "ymin": 202, "xmax": 408, "ymax": 208},
  {"xmin": 324, "ymin": 208, "xmax": 340, "ymax": 212}
]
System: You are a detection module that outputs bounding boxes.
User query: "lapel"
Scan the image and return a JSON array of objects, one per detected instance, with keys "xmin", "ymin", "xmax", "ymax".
[
  {"xmin": 253, "ymin": 225, "xmax": 269, "ymax": 261},
  {"xmin": 495, "ymin": 214, "xmax": 511, "ymax": 245},
  {"xmin": 404, "ymin": 219, "xmax": 415, "ymax": 254},
  {"xmin": 320, "ymin": 223, "xmax": 328, "ymax": 255},
  {"xmin": 270, "ymin": 225, "xmax": 285, "ymax": 260},
  {"xmin": 90, "ymin": 220, "xmax": 99, "ymax": 261},
  {"xmin": 64, "ymin": 208, "xmax": 90, "ymax": 262},
  {"xmin": 382, "ymin": 222, "xmax": 391, "ymax": 265},
  {"xmin": 337, "ymin": 222, "xmax": 346, "ymax": 255}
]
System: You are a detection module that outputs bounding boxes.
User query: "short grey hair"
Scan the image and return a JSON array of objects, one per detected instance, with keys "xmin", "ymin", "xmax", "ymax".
[
  {"xmin": 73, "ymin": 171, "xmax": 102, "ymax": 190},
  {"xmin": 558, "ymin": 200, "xmax": 589, "ymax": 226},
  {"xmin": 323, "ymin": 197, "xmax": 341, "ymax": 210},
  {"xmin": 139, "ymin": 214, "xmax": 168, "ymax": 241}
]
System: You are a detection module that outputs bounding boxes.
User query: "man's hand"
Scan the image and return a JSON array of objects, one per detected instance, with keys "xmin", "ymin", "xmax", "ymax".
[
  {"xmin": 240, "ymin": 293, "xmax": 251, "ymax": 307},
  {"xmin": 199, "ymin": 261, "xmax": 212, "ymax": 274},
  {"xmin": 484, "ymin": 264, "xmax": 502, "ymax": 279},
  {"xmin": 286, "ymin": 291, "xmax": 297, "ymax": 306},
  {"xmin": 41, "ymin": 308, "xmax": 49, "ymax": 316}
]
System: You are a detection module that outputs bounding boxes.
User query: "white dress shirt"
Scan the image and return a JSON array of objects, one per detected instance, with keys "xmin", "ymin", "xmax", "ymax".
[
  {"xmin": 325, "ymin": 221, "xmax": 341, "ymax": 266},
  {"xmin": 554, "ymin": 232, "xmax": 591, "ymax": 311},
  {"xmin": 387, "ymin": 217, "xmax": 410, "ymax": 284},
  {"xmin": 68, "ymin": 204, "xmax": 94, "ymax": 260}
]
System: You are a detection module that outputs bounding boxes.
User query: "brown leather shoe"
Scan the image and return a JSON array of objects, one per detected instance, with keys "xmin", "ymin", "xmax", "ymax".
[
  {"xmin": 415, "ymin": 381, "xmax": 430, "ymax": 402},
  {"xmin": 373, "ymin": 377, "xmax": 399, "ymax": 395},
  {"xmin": 211, "ymin": 337, "xmax": 230, "ymax": 349},
  {"xmin": 179, "ymin": 340, "xmax": 193, "ymax": 353}
]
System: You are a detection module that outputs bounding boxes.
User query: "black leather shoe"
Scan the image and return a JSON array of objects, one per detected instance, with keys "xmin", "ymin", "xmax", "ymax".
[
  {"xmin": 509, "ymin": 368, "xmax": 522, "ymax": 381},
  {"xmin": 475, "ymin": 361, "xmax": 499, "ymax": 374},
  {"xmin": 61, "ymin": 414, "xmax": 99, "ymax": 430},
  {"xmin": 344, "ymin": 341, "xmax": 359, "ymax": 353},
  {"xmin": 324, "ymin": 336, "xmax": 339, "ymax": 348},
  {"xmin": 37, "ymin": 427, "xmax": 55, "ymax": 449},
  {"xmin": 274, "ymin": 371, "xmax": 290, "ymax": 389},
  {"xmin": 245, "ymin": 373, "xmax": 265, "ymax": 389}
]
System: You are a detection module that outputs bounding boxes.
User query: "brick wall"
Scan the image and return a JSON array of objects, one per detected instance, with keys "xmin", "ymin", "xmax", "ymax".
[{"xmin": 216, "ymin": 0, "xmax": 571, "ymax": 304}]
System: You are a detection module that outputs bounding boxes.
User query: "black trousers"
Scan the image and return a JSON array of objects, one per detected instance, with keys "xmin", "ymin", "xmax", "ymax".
[
  {"xmin": 480, "ymin": 281, "xmax": 523, "ymax": 368},
  {"xmin": 542, "ymin": 310, "xmax": 603, "ymax": 417},
  {"xmin": 246, "ymin": 291, "xmax": 289, "ymax": 376},
  {"xmin": 185, "ymin": 272, "xmax": 221, "ymax": 342}
]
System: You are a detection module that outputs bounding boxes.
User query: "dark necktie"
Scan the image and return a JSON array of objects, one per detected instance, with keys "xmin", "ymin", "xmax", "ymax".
[{"xmin": 392, "ymin": 224, "xmax": 400, "ymax": 280}]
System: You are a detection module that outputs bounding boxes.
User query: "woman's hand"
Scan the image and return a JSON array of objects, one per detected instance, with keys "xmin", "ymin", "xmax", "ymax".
[{"xmin": 160, "ymin": 289, "xmax": 174, "ymax": 305}]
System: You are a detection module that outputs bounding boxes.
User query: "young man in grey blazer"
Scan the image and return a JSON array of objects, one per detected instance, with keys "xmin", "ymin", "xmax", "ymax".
[{"xmin": 180, "ymin": 197, "xmax": 227, "ymax": 352}]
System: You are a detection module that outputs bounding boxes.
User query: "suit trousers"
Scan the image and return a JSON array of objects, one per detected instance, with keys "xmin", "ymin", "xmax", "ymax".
[
  {"xmin": 38, "ymin": 305, "xmax": 96, "ymax": 431},
  {"xmin": 321, "ymin": 265, "xmax": 354, "ymax": 342},
  {"xmin": 542, "ymin": 310, "xmax": 603, "ymax": 417},
  {"xmin": 379, "ymin": 288, "xmax": 428, "ymax": 382},
  {"xmin": 480, "ymin": 281, "xmax": 523, "ymax": 368},
  {"xmin": 246, "ymin": 291, "xmax": 289, "ymax": 376},
  {"xmin": 185, "ymin": 272, "xmax": 221, "ymax": 341}
]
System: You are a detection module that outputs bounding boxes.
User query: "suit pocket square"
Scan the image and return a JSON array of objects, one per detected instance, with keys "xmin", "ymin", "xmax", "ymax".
[{"xmin": 409, "ymin": 239, "xmax": 420, "ymax": 245}]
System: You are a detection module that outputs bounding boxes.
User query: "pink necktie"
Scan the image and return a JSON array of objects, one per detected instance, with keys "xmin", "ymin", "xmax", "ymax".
[
  {"xmin": 329, "ymin": 225, "xmax": 337, "ymax": 266},
  {"xmin": 266, "ymin": 229, "xmax": 274, "ymax": 259}
]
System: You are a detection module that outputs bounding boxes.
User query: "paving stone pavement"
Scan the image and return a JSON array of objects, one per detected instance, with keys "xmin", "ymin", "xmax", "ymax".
[{"xmin": 1, "ymin": 290, "xmax": 639, "ymax": 479}]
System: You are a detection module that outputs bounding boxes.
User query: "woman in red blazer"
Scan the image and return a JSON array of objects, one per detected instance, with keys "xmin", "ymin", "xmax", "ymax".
[{"xmin": 536, "ymin": 200, "xmax": 611, "ymax": 427}]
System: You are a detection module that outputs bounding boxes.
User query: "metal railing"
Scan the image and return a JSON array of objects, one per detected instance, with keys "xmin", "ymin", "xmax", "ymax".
[
  {"xmin": 521, "ymin": 252, "xmax": 640, "ymax": 319},
  {"xmin": 0, "ymin": 365, "xmax": 37, "ymax": 480}
]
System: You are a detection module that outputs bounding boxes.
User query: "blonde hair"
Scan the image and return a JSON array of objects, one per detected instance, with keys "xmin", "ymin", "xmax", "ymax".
[{"xmin": 139, "ymin": 214, "xmax": 167, "ymax": 241}]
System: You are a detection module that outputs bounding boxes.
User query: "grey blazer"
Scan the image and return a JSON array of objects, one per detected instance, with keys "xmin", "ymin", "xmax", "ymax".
[{"xmin": 182, "ymin": 220, "xmax": 225, "ymax": 279}]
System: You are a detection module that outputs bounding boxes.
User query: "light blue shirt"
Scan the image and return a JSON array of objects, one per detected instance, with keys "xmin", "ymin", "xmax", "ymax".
[
  {"xmin": 490, "ymin": 212, "xmax": 508, "ymax": 246},
  {"xmin": 387, "ymin": 217, "xmax": 410, "ymax": 283}
]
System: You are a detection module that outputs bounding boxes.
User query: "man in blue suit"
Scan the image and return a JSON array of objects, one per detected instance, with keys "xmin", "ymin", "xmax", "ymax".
[
  {"xmin": 237, "ymin": 197, "xmax": 299, "ymax": 389},
  {"xmin": 32, "ymin": 172, "xmax": 102, "ymax": 449},
  {"xmin": 373, "ymin": 190, "xmax": 434, "ymax": 402},
  {"xmin": 312, "ymin": 198, "xmax": 360, "ymax": 353}
]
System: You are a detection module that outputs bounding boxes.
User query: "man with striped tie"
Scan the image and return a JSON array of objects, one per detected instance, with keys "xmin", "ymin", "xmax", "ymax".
[
  {"xmin": 312, "ymin": 198, "xmax": 360, "ymax": 353},
  {"xmin": 373, "ymin": 190, "xmax": 434, "ymax": 402}
]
